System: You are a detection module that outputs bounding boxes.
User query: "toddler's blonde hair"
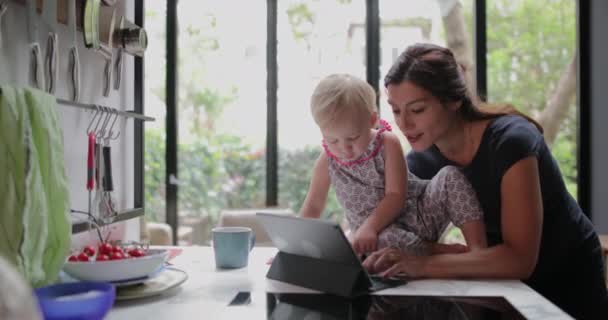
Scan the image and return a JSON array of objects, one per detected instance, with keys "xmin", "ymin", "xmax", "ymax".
[{"xmin": 310, "ymin": 74, "xmax": 377, "ymax": 128}]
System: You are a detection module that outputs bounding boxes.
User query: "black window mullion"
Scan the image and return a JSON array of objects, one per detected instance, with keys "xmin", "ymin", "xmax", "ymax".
[
  {"xmin": 134, "ymin": 0, "xmax": 144, "ymax": 210},
  {"xmin": 474, "ymin": 0, "xmax": 487, "ymax": 101},
  {"xmin": 366, "ymin": 0, "xmax": 380, "ymax": 109},
  {"xmin": 266, "ymin": 0, "xmax": 278, "ymax": 206},
  {"xmin": 576, "ymin": 0, "xmax": 591, "ymax": 216},
  {"xmin": 166, "ymin": 0, "xmax": 179, "ymax": 244}
]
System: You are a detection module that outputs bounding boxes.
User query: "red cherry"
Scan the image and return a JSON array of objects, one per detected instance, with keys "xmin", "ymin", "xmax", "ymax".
[
  {"xmin": 68, "ymin": 255, "xmax": 78, "ymax": 262},
  {"xmin": 98, "ymin": 243, "xmax": 113, "ymax": 255},
  {"xmin": 77, "ymin": 252, "xmax": 90, "ymax": 262},
  {"xmin": 110, "ymin": 252, "xmax": 124, "ymax": 260},
  {"xmin": 128, "ymin": 248, "xmax": 146, "ymax": 257},
  {"xmin": 96, "ymin": 254, "xmax": 110, "ymax": 261},
  {"xmin": 83, "ymin": 245, "xmax": 96, "ymax": 256},
  {"xmin": 112, "ymin": 245, "xmax": 124, "ymax": 254}
]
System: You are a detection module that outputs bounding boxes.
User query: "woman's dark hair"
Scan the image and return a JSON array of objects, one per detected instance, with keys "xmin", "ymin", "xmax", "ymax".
[{"xmin": 384, "ymin": 43, "xmax": 543, "ymax": 132}]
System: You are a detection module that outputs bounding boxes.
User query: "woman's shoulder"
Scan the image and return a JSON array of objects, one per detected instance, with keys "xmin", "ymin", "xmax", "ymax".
[
  {"xmin": 487, "ymin": 114, "xmax": 541, "ymax": 138},
  {"xmin": 485, "ymin": 114, "xmax": 544, "ymax": 149},
  {"xmin": 483, "ymin": 115, "xmax": 545, "ymax": 174}
]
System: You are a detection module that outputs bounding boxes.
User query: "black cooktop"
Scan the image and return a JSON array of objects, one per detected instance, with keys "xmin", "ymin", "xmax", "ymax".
[{"xmin": 265, "ymin": 293, "xmax": 527, "ymax": 319}]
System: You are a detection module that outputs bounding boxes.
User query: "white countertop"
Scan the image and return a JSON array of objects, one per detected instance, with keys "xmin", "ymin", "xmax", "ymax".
[{"xmin": 107, "ymin": 246, "xmax": 571, "ymax": 319}]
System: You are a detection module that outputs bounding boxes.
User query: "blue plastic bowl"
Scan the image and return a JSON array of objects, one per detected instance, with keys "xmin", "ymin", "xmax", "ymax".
[{"xmin": 35, "ymin": 282, "xmax": 115, "ymax": 320}]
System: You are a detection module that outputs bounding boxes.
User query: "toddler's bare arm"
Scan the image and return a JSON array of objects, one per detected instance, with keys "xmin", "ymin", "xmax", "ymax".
[
  {"xmin": 361, "ymin": 133, "xmax": 408, "ymax": 232},
  {"xmin": 300, "ymin": 152, "xmax": 330, "ymax": 219},
  {"xmin": 352, "ymin": 133, "xmax": 410, "ymax": 253}
]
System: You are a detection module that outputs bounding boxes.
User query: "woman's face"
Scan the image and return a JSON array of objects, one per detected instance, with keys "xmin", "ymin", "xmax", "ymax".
[{"xmin": 386, "ymin": 81, "xmax": 459, "ymax": 152}]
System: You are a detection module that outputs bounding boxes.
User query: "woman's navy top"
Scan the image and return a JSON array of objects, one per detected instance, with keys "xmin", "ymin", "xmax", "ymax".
[{"xmin": 407, "ymin": 115, "xmax": 606, "ymax": 318}]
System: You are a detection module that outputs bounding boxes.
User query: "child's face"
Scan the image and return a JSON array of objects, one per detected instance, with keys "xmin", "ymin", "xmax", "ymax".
[{"xmin": 321, "ymin": 109, "xmax": 376, "ymax": 161}]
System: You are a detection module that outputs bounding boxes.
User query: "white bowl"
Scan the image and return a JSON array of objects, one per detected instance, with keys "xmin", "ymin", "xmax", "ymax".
[{"xmin": 63, "ymin": 249, "xmax": 169, "ymax": 282}]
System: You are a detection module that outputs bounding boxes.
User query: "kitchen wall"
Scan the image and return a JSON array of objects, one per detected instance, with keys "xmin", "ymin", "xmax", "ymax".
[{"xmin": 0, "ymin": 0, "xmax": 140, "ymax": 248}]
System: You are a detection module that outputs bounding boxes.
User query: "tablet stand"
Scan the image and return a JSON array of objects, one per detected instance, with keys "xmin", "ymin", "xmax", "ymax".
[{"xmin": 266, "ymin": 251, "xmax": 372, "ymax": 297}]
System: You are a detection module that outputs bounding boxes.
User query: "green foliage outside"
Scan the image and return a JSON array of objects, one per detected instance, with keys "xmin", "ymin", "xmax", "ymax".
[
  {"xmin": 278, "ymin": 146, "xmax": 343, "ymax": 223},
  {"xmin": 466, "ymin": 0, "xmax": 577, "ymax": 194},
  {"xmin": 145, "ymin": 128, "xmax": 342, "ymax": 232}
]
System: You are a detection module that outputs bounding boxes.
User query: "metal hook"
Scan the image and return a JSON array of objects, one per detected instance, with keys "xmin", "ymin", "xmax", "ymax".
[
  {"xmin": 94, "ymin": 105, "xmax": 108, "ymax": 141},
  {"xmin": 91, "ymin": 104, "xmax": 103, "ymax": 137},
  {"xmin": 102, "ymin": 108, "xmax": 118, "ymax": 142},
  {"xmin": 107, "ymin": 109, "xmax": 121, "ymax": 141},
  {"xmin": 97, "ymin": 106, "xmax": 112, "ymax": 140},
  {"xmin": 86, "ymin": 107, "xmax": 101, "ymax": 134}
]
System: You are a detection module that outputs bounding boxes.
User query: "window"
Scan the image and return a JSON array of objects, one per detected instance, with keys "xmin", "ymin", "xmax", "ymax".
[
  {"xmin": 276, "ymin": 0, "xmax": 366, "ymax": 224},
  {"xmin": 145, "ymin": 0, "xmax": 583, "ymax": 244},
  {"xmin": 378, "ymin": 0, "xmax": 475, "ymax": 151},
  {"xmin": 144, "ymin": 2, "xmax": 167, "ymax": 223},
  {"xmin": 175, "ymin": 1, "xmax": 267, "ymax": 244},
  {"xmin": 486, "ymin": 0, "xmax": 577, "ymax": 197}
]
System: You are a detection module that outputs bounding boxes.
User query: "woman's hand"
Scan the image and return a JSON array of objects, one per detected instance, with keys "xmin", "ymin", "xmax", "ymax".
[
  {"xmin": 352, "ymin": 225, "xmax": 378, "ymax": 254},
  {"xmin": 362, "ymin": 247, "xmax": 429, "ymax": 278}
]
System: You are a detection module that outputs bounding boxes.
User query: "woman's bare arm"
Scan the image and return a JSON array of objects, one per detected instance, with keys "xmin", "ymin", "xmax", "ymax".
[
  {"xmin": 460, "ymin": 220, "xmax": 487, "ymax": 251},
  {"xmin": 366, "ymin": 156, "xmax": 543, "ymax": 279},
  {"xmin": 422, "ymin": 156, "xmax": 542, "ymax": 278}
]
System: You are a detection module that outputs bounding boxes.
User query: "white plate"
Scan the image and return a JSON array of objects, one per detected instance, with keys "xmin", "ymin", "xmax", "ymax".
[
  {"xmin": 63, "ymin": 249, "xmax": 169, "ymax": 282},
  {"xmin": 114, "ymin": 267, "xmax": 188, "ymax": 301},
  {"xmin": 110, "ymin": 266, "xmax": 165, "ymax": 287}
]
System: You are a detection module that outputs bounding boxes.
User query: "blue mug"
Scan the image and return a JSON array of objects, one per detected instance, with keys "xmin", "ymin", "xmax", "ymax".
[{"xmin": 212, "ymin": 227, "xmax": 256, "ymax": 269}]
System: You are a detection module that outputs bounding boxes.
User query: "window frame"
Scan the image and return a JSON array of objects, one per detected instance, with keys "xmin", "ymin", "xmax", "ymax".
[{"xmin": 141, "ymin": 0, "xmax": 589, "ymax": 242}]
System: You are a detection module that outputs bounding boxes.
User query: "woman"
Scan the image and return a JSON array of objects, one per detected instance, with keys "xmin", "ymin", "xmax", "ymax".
[{"xmin": 362, "ymin": 43, "xmax": 607, "ymax": 319}]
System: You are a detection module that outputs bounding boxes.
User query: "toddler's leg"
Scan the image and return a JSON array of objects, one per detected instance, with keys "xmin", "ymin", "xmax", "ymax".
[
  {"xmin": 425, "ymin": 166, "xmax": 483, "ymax": 227},
  {"xmin": 377, "ymin": 224, "xmax": 430, "ymax": 256}
]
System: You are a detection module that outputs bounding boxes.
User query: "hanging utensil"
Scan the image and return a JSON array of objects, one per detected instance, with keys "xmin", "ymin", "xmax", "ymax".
[
  {"xmin": 113, "ymin": 15, "xmax": 124, "ymax": 90},
  {"xmin": 102, "ymin": 142, "xmax": 116, "ymax": 216},
  {"xmin": 86, "ymin": 107, "xmax": 105, "ymax": 242},
  {"xmin": 97, "ymin": 106, "xmax": 117, "ymax": 221},
  {"xmin": 68, "ymin": 0, "xmax": 80, "ymax": 101},
  {"xmin": 27, "ymin": 0, "xmax": 45, "ymax": 90},
  {"xmin": 0, "ymin": 1, "xmax": 7, "ymax": 50},
  {"xmin": 87, "ymin": 131, "xmax": 95, "ymax": 214},
  {"xmin": 42, "ymin": 0, "xmax": 58, "ymax": 94},
  {"xmin": 102, "ymin": 109, "xmax": 119, "ymax": 217},
  {"xmin": 83, "ymin": 0, "xmax": 114, "ymax": 96},
  {"xmin": 94, "ymin": 139, "xmax": 104, "ymax": 220},
  {"xmin": 100, "ymin": 8, "xmax": 115, "ymax": 97},
  {"xmin": 115, "ymin": 19, "xmax": 147, "ymax": 57},
  {"xmin": 93, "ymin": 108, "xmax": 110, "ymax": 221},
  {"xmin": 86, "ymin": 131, "xmax": 105, "ymax": 242},
  {"xmin": 83, "ymin": 0, "xmax": 100, "ymax": 50}
]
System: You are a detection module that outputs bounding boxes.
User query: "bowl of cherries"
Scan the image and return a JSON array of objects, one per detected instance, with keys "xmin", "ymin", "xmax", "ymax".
[{"xmin": 63, "ymin": 242, "xmax": 168, "ymax": 283}]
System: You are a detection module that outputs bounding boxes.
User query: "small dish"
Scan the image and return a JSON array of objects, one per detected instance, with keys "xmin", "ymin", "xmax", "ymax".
[
  {"xmin": 115, "ymin": 267, "xmax": 188, "ymax": 301},
  {"xmin": 110, "ymin": 265, "xmax": 165, "ymax": 287},
  {"xmin": 63, "ymin": 249, "xmax": 168, "ymax": 282},
  {"xmin": 35, "ymin": 282, "xmax": 115, "ymax": 320}
]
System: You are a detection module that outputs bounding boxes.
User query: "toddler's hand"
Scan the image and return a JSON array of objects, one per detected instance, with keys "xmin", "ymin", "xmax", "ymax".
[{"xmin": 352, "ymin": 225, "xmax": 378, "ymax": 254}]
